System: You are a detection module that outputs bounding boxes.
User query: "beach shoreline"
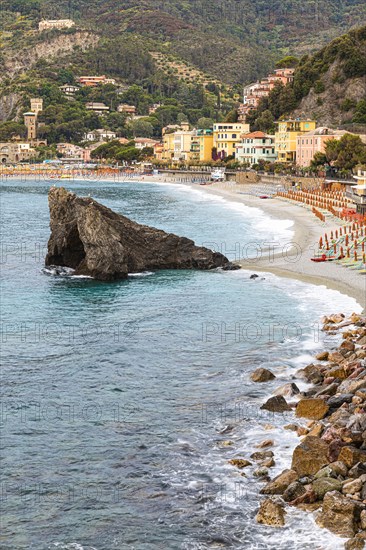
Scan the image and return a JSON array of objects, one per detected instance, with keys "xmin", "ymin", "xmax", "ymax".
[{"xmin": 143, "ymin": 175, "xmax": 366, "ymax": 310}]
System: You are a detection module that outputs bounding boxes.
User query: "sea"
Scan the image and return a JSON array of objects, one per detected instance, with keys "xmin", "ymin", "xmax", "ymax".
[{"xmin": 0, "ymin": 176, "xmax": 362, "ymax": 550}]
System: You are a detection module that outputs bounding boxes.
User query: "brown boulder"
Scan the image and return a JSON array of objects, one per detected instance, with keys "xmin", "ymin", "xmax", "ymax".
[
  {"xmin": 344, "ymin": 538, "xmax": 365, "ymax": 550},
  {"xmin": 283, "ymin": 481, "xmax": 306, "ymax": 502},
  {"xmin": 296, "ymin": 398, "xmax": 329, "ymax": 420},
  {"xmin": 260, "ymin": 396, "xmax": 291, "ymax": 413},
  {"xmin": 328, "ymin": 351, "xmax": 347, "ymax": 364},
  {"xmin": 228, "ymin": 459, "xmax": 252, "ymax": 469},
  {"xmin": 250, "ymin": 368, "xmax": 276, "ymax": 382},
  {"xmin": 316, "ymin": 351, "xmax": 329, "ymax": 361},
  {"xmin": 256, "ymin": 498, "xmax": 286, "ymax": 527},
  {"xmin": 338, "ymin": 447, "xmax": 366, "ymax": 469},
  {"xmin": 260, "ymin": 469, "xmax": 298, "ymax": 495},
  {"xmin": 291, "ymin": 436, "xmax": 330, "ymax": 476},
  {"xmin": 297, "ymin": 364, "xmax": 323, "ymax": 384},
  {"xmin": 316, "ymin": 491, "xmax": 361, "ymax": 537}
]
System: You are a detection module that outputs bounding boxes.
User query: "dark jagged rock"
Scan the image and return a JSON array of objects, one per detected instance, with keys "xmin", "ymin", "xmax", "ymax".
[{"xmin": 45, "ymin": 187, "xmax": 238, "ymax": 281}]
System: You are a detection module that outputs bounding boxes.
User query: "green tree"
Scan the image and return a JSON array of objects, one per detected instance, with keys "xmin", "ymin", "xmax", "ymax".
[
  {"xmin": 0, "ymin": 121, "xmax": 27, "ymax": 140},
  {"xmin": 324, "ymin": 133, "xmax": 366, "ymax": 171},
  {"xmin": 255, "ymin": 110, "xmax": 275, "ymax": 133},
  {"xmin": 129, "ymin": 120, "xmax": 154, "ymax": 138},
  {"xmin": 197, "ymin": 117, "xmax": 214, "ymax": 129},
  {"xmin": 275, "ymin": 56, "xmax": 299, "ymax": 68}
]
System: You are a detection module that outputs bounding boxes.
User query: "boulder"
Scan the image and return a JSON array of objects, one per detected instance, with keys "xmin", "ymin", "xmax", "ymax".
[
  {"xmin": 291, "ymin": 436, "xmax": 330, "ymax": 476},
  {"xmin": 260, "ymin": 469, "xmax": 298, "ymax": 495},
  {"xmin": 250, "ymin": 368, "xmax": 276, "ymax": 382},
  {"xmin": 328, "ymin": 394, "xmax": 354, "ymax": 408},
  {"xmin": 250, "ymin": 450, "xmax": 274, "ymax": 461},
  {"xmin": 312, "ymin": 477, "xmax": 343, "ymax": 500},
  {"xmin": 330, "ymin": 461, "xmax": 349, "ymax": 477},
  {"xmin": 316, "ymin": 351, "xmax": 329, "ymax": 361},
  {"xmin": 338, "ymin": 447, "xmax": 366, "ymax": 469},
  {"xmin": 255, "ymin": 439, "xmax": 273, "ymax": 448},
  {"xmin": 361, "ymin": 510, "xmax": 366, "ymax": 530},
  {"xmin": 316, "ymin": 491, "xmax": 361, "ymax": 537},
  {"xmin": 256, "ymin": 498, "xmax": 286, "ymax": 527},
  {"xmin": 297, "ymin": 364, "xmax": 324, "ymax": 384},
  {"xmin": 345, "ymin": 539, "xmax": 365, "ymax": 550},
  {"xmin": 342, "ymin": 478, "xmax": 363, "ymax": 495},
  {"xmin": 228, "ymin": 459, "xmax": 252, "ymax": 469},
  {"xmin": 295, "ymin": 398, "xmax": 329, "ymax": 420},
  {"xmin": 45, "ymin": 187, "xmax": 236, "ymax": 281},
  {"xmin": 328, "ymin": 351, "xmax": 347, "ymax": 364},
  {"xmin": 274, "ymin": 383, "xmax": 300, "ymax": 397},
  {"xmin": 349, "ymin": 463, "xmax": 366, "ymax": 478},
  {"xmin": 260, "ymin": 396, "xmax": 291, "ymax": 413},
  {"xmin": 283, "ymin": 481, "xmax": 306, "ymax": 502}
]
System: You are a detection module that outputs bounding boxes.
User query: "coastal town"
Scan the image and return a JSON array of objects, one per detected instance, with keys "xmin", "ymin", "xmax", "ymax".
[{"xmin": 2, "ymin": 8, "xmax": 366, "ymax": 550}]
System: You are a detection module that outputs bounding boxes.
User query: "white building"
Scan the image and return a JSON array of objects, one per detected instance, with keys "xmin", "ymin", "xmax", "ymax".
[
  {"xmin": 235, "ymin": 131, "xmax": 276, "ymax": 165},
  {"xmin": 85, "ymin": 102, "xmax": 110, "ymax": 114},
  {"xmin": 134, "ymin": 138, "xmax": 158, "ymax": 150},
  {"xmin": 39, "ymin": 19, "xmax": 75, "ymax": 32},
  {"xmin": 84, "ymin": 129, "xmax": 117, "ymax": 142},
  {"xmin": 60, "ymin": 84, "xmax": 80, "ymax": 96}
]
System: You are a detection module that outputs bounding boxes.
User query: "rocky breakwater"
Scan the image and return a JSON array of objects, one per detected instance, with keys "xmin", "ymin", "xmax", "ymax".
[
  {"xmin": 254, "ymin": 313, "xmax": 366, "ymax": 549},
  {"xmin": 45, "ymin": 187, "xmax": 238, "ymax": 281}
]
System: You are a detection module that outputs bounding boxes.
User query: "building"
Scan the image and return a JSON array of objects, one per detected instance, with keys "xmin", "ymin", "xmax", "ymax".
[
  {"xmin": 172, "ymin": 123, "xmax": 194, "ymax": 161},
  {"xmin": 275, "ymin": 119, "xmax": 317, "ymax": 163},
  {"xmin": 117, "ymin": 104, "xmax": 136, "ymax": 117},
  {"xmin": 39, "ymin": 19, "xmax": 75, "ymax": 32},
  {"xmin": 349, "ymin": 169, "xmax": 366, "ymax": 215},
  {"xmin": 162, "ymin": 131, "xmax": 176, "ymax": 161},
  {"xmin": 153, "ymin": 142, "xmax": 164, "ymax": 161},
  {"xmin": 84, "ymin": 129, "xmax": 117, "ymax": 141},
  {"xmin": 235, "ymin": 131, "xmax": 276, "ymax": 165},
  {"xmin": 78, "ymin": 76, "xmax": 115, "ymax": 87},
  {"xmin": 85, "ymin": 102, "xmax": 110, "ymax": 114},
  {"xmin": 59, "ymin": 84, "xmax": 80, "ymax": 97},
  {"xmin": 238, "ymin": 67, "xmax": 295, "ymax": 123},
  {"xmin": 190, "ymin": 129, "xmax": 214, "ymax": 162},
  {"xmin": 133, "ymin": 138, "xmax": 159, "ymax": 150},
  {"xmin": 23, "ymin": 112, "xmax": 37, "ymax": 141},
  {"xmin": 0, "ymin": 142, "xmax": 37, "ymax": 164},
  {"xmin": 56, "ymin": 143, "xmax": 85, "ymax": 159},
  {"xmin": 213, "ymin": 123, "xmax": 250, "ymax": 159},
  {"xmin": 295, "ymin": 127, "xmax": 349, "ymax": 168},
  {"xmin": 30, "ymin": 98, "xmax": 43, "ymax": 115}
]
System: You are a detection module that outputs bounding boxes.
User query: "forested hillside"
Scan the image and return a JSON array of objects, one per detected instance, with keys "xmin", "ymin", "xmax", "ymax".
[
  {"xmin": 2, "ymin": 0, "xmax": 366, "ymax": 84},
  {"xmin": 248, "ymin": 25, "xmax": 366, "ymax": 130}
]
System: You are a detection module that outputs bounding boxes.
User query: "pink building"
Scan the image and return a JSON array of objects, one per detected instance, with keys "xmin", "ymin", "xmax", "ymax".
[{"xmin": 296, "ymin": 128, "xmax": 347, "ymax": 168}]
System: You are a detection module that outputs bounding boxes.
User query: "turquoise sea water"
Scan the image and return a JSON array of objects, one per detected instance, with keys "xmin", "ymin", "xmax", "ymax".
[{"xmin": 0, "ymin": 178, "xmax": 361, "ymax": 550}]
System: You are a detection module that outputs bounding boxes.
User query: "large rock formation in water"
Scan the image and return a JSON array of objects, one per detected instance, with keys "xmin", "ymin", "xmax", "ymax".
[{"xmin": 45, "ymin": 187, "xmax": 236, "ymax": 280}]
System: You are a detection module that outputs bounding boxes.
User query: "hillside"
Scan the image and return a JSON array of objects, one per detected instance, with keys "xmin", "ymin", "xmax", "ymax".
[
  {"xmin": 1, "ymin": 2, "xmax": 366, "ymax": 146},
  {"xmin": 1, "ymin": 0, "xmax": 366, "ymax": 84},
  {"xmin": 249, "ymin": 25, "xmax": 366, "ymax": 131}
]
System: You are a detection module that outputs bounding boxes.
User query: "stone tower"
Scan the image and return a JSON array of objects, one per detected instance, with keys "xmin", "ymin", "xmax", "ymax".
[
  {"xmin": 24, "ymin": 112, "xmax": 37, "ymax": 141},
  {"xmin": 30, "ymin": 98, "xmax": 43, "ymax": 116}
]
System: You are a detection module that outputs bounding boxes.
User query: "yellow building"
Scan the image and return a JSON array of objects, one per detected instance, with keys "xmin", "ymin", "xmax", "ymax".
[
  {"xmin": 213, "ymin": 123, "xmax": 250, "ymax": 159},
  {"xmin": 275, "ymin": 119, "xmax": 316, "ymax": 163},
  {"xmin": 162, "ymin": 131, "xmax": 176, "ymax": 161},
  {"xmin": 190, "ymin": 129, "xmax": 214, "ymax": 162}
]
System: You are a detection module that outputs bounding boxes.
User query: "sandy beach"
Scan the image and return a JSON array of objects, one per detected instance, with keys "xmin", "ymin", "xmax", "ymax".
[{"xmin": 142, "ymin": 175, "xmax": 365, "ymax": 310}]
